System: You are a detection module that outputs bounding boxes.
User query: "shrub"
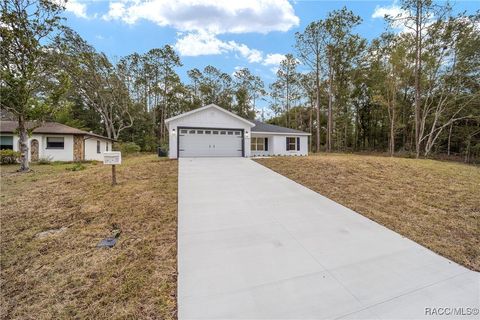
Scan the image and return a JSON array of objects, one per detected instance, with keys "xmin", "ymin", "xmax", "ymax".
[
  {"xmin": 158, "ymin": 143, "xmax": 169, "ymax": 157},
  {"xmin": 116, "ymin": 142, "xmax": 141, "ymax": 155},
  {"xmin": 66, "ymin": 163, "xmax": 86, "ymax": 171},
  {"xmin": 37, "ymin": 156, "xmax": 53, "ymax": 165},
  {"xmin": 0, "ymin": 150, "xmax": 20, "ymax": 165}
]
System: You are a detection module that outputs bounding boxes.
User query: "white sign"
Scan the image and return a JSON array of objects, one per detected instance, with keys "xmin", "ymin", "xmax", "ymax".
[{"xmin": 103, "ymin": 151, "xmax": 122, "ymax": 165}]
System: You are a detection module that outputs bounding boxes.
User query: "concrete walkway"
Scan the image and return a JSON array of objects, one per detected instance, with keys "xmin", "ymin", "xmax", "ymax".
[{"xmin": 178, "ymin": 158, "xmax": 479, "ymax": 319}]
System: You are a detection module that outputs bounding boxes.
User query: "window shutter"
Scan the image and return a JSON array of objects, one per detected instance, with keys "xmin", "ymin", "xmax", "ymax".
[
  {"xmin": 286, "ymin": 137, "xmax": 289, "ymax": 150},
  {"xmin": 297, "ymin": 137, "xmax": 300, "ymax": 151},
  {"xmin": 265, "ymin": 138, "xmax": 268, "ymax": 151}
]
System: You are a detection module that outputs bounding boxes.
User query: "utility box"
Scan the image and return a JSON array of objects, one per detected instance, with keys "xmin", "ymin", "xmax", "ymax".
[{"xmin": 103, "ymin": 151, "xmax": 122, "ymax": 165}]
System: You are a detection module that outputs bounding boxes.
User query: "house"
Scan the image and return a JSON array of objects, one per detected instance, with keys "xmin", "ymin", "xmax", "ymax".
[
  {"xmin": 165, "ymin": 104, "xmax": 310, "ymax": 159},
  {"xmin": 0, "ymin": 121, "xmax": 114, "ymax": 162}
]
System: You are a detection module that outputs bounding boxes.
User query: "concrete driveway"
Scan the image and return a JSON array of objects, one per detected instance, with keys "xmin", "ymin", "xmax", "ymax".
[{"xmin": 178, "ymin": 158, "xmax": 479, "ymax": 319}]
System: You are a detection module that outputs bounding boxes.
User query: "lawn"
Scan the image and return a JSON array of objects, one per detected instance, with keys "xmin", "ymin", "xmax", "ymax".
[
  {"xmin": 255, "ymin": 154, "xmax": 480, "ymax": 271},
  {"xmin": 0, "ymin": 155, "xmax": 178, "ymax": 319}
]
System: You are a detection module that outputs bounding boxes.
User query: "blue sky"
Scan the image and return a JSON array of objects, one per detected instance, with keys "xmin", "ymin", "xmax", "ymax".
[{"xmin": 62, "ymin": 0, "xmax": 478, "ymax": 108}]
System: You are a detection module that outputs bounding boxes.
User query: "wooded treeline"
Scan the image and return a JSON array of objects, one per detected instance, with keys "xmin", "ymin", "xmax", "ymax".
[{"xmin": 1, "ymin": 0, "xmax": 479, "ymax": 171}]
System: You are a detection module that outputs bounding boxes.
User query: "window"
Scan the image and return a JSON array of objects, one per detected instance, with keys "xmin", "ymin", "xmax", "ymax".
[
  {"xmin": 212, "ymin": 131, "xmax": 219, "ymax": 135},
  {"xmin": 46, "ymin": 137, "xmax": 64, "ymax": 149},
  {"xmin": 97, "ymin": 141, "xmax": 101, "ymax": 153},
  {"xmin": 234, "ymin": 131, "xmax": 241, "ymax": 136},
  {"xmin": 227, "ymin": 131, "xmax": 233, "ymax": 135},
  {"xmin": 180, "ymin": 129, "xmax": 188, "ymax": 134},
  {"xmin": 0, "ymin": 136, "xmax": 13, "ymax": 150},
  {"xmin": 251, "ymin": 137, "xmax": 267, "ymax": 151},
  {"xmin": 197, "ymin": 130, "xmax": 204, "ymax": 134},
  {"xmin": 286, "ymin": 137, "xmax": 300, "ymax": 151},
  {"xmin": 205, "ymin": 130, "xmax": 211, "ymax": 134},
  {"xmin": 189, "ymin": 129, "xmax": 195, "ymax": 134},
  {"xmin": 106, "ymin": 142, "xmax": 109, "ymax": 151},
  {"xmin": 220, "ymin": 131, "xmax": 226, "ymax": 135}
]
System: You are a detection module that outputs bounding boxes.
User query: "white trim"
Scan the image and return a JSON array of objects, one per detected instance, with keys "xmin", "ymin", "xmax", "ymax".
[
  {"xmin": 252, "ymin": 131, "xmax": 311, "ymax": 136},
  {"xmin": 165, "ymin": 104, "xmax": 255, "ymax": 127}
]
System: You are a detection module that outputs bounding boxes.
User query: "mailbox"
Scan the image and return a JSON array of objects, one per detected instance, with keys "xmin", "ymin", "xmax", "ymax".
[{"xmin": 103, "ymin": 151, "xmax": 122, "ymax": 165}]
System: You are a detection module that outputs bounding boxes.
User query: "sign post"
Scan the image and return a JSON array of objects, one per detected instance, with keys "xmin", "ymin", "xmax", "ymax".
[{"xmin": 103, "ymin": 151, "xmax": 122, "ymax": 186}]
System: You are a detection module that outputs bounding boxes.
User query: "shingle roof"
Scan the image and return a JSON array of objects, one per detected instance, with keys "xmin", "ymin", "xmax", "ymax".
[
  {"xmin": 251, "ymin": 120, "xmax": 310, "ymax": 135},
  {"xmin": 0, "ymin": 121, "xmax": 114, "ymax": 141}
]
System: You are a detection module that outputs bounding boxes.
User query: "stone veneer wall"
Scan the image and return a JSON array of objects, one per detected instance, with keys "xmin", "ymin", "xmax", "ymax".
[{"xmin": 73, "ymin": 135, "xmax": 84, "ymax": 161}]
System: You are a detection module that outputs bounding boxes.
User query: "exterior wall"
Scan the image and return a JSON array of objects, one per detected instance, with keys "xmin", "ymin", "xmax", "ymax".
[
  {"xmin": 167, "ymin": 107, "xmax": 253, "ymax": 159},
  {"xmin": 84, "ymin": 138, "xmax": 110, "ymax": 161},
  {"xmin": 12, "ymin": 134, "xmax": 75, "ymax": 161},
  {"xmin": 2, "ymin": 133, "xmax": 111, "ymax": 162},
  {"xmin": 251, "ymin": 134, "xmax": 309, "ymax": 157},
  {"xmin": 40, "ymin": 134, "xmax": 74, "ymax": 161}
]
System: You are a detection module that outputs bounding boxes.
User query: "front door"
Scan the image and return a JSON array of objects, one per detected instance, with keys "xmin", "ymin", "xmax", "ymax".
[{"xmin": 30, "ymin": 139, "xmax": 39, "ymax": 162}]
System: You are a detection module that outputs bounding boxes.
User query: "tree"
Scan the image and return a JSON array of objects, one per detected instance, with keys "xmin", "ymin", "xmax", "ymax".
[
  {"xmin": 418, "ymin": 13, "xmax": 480, "ymax": 156},
  {"xmin": 323, "ymin": 7, "xmax": 364, "ymax": 151},
  {"xmin": 0, "ymin": 0, "xmax": 66, "ymax": 171},
  {"xmin": 144, "ymin": 46, "xmax": 182, "ymax": 142},
  {"xmin": 370, "ymin": 34, "xmax": 409, "ymax": 156},
  {"xmin": 59, "ymin": 29, "xmax": 133, "ymax": 140},
  {"xmin": 296, "ymin": 21, "xmax": 326, "ymax": 152},
  {"xmin": 389, "ymin": 0, "xmax": 451, "ymax": 157},
  {"xmin": 233, "ymin": 67, "xmax": 265, "ymax": 119},
  {"xmin": 269, "ymin": 54, "xmax": 301, "ymax": 127}
]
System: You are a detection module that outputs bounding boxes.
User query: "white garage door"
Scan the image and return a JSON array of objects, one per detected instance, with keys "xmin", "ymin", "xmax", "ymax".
[{"xmin": 179, "ymin": 128, "xmax": 243, "ymax": 157}]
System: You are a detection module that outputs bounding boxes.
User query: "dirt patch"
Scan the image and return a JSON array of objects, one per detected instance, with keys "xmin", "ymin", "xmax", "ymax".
[
  {"xmin": 255, "ymin": 154, "xmax": 480, "ymax": 271},
  {"xmin": 0, "ymin": 155, "xmax": 178, "ymax": 319}
]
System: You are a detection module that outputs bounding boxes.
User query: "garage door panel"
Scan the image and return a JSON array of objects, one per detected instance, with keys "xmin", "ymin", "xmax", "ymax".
[{"xmin": 179, "ymin": 128, "xmax": 243, "ymax": 157}]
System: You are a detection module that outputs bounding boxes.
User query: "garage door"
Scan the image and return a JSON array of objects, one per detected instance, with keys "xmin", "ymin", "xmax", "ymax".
[{"xmin": 178, "ymin": 128, "xmax": 243, "ymax": 157}]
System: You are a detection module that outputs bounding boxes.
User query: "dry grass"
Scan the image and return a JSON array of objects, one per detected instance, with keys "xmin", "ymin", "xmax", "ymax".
[
  {"xmin": 255, "ymin": 154, "xmax": 480, "ymax": 271},
  {"xmin": 0, "ymin": 155, "xmax": 178, "ymax": 319}
]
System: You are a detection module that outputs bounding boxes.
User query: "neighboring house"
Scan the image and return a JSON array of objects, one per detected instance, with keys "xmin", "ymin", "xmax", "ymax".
[
  {"xmin": 165, "ymin": 104, "xmax": 310, "ymax": 159},
  {"xmin": 0, "ymin": 121, "xmax": 114, "ymax": 162}
]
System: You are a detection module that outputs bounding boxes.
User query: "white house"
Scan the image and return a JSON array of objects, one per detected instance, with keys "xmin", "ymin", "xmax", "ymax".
[
  {"xmin": 0, "ymin": 121, "xmax": 114, "ymax": 162},
  {"xmin": 165, "ymin": 104, "xmax": 310, "ymax": 159}
]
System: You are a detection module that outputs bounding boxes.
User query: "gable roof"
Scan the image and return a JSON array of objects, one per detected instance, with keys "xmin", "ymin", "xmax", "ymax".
[
  {"xmin": 251, "ymin": 120, "xmax": 311, "ymax": 135},
  {"xmin": 0, "ymin": 121, "xmax": 115, "ymax": 141},
  {"xmin": 165, "ymin": 104, "xmax": 255, "ymax": 127}
]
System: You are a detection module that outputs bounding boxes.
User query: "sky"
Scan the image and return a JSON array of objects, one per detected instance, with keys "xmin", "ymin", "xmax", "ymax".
[{"xmin": 61, "ymin": 0, "xmax": 479, "ymax": 112}]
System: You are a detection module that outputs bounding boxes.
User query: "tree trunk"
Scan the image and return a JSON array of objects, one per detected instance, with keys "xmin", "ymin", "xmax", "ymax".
[
  {"xmin": 414, "ymin": 0, "xmax": 423, "ymax": 159},
  {"xmin": 309, "ymin": 103, "xmax": 313, "ymax": 152},
  {"xmin": 286, "ymin": 79, "xmax": 290, "ymax": 128},
  {"xmin": 389, "ymin": 105, "xmax": 395, "ymax": 156},
  {"xmin": 18, "ymin": 116, "xmax": 29, "ymax": 172},
  {"xmin": 315, "ymin": 66, "xmax": 321, "ymax": 152},
  {"xmin": 327, "ymin": 50, "xmax": 334, "ymax": 152},
  {"xmin": 447, "ymin": 122, "xmax": 453, "ymax": 156}
]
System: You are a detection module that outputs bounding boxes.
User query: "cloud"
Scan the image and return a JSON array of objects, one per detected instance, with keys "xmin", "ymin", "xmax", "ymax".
[
  {"xmin": 229, "ymin": 42, "xmax": 263, "ymax": 63},
  {"xmin": 174, "ymin": 31, "xmax": 231, "ymax": 56},
  {"xmin": 263, "ymin": 53, "xmax": 285, "ymax": 66},
  {"xmin": 102, "ymin": 0, "xmax": 299, "ymax": 34},
  {"xmin": 175, "ymin": 31, "xmax": 277, "ymax": 64},
  {"xmin": 174, "ymin": 32, "xmax": 262, "ymax": 63},
  {"xmin": 371, "ymin": 4, "xmax": 404, "ymax": 20},
  {"xmin": 372, "ymin": 2, "xmax": 439, "ymax": 34},
  {"xmin": 102, "ymin": 2, "xmax": 126, "ymax": 21},
  {"xmin": 64, "ymin": 0, "xmax": 89, "ymax": 19}
]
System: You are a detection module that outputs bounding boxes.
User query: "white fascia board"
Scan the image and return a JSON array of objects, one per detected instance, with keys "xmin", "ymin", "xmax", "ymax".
[
  {"xmin": 251, "ymin": 131, "xmax": 311, "ymax": 136},
  {"xmin": 165, "ymin": 104, "xmax": 255, "ymax": 127}
]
